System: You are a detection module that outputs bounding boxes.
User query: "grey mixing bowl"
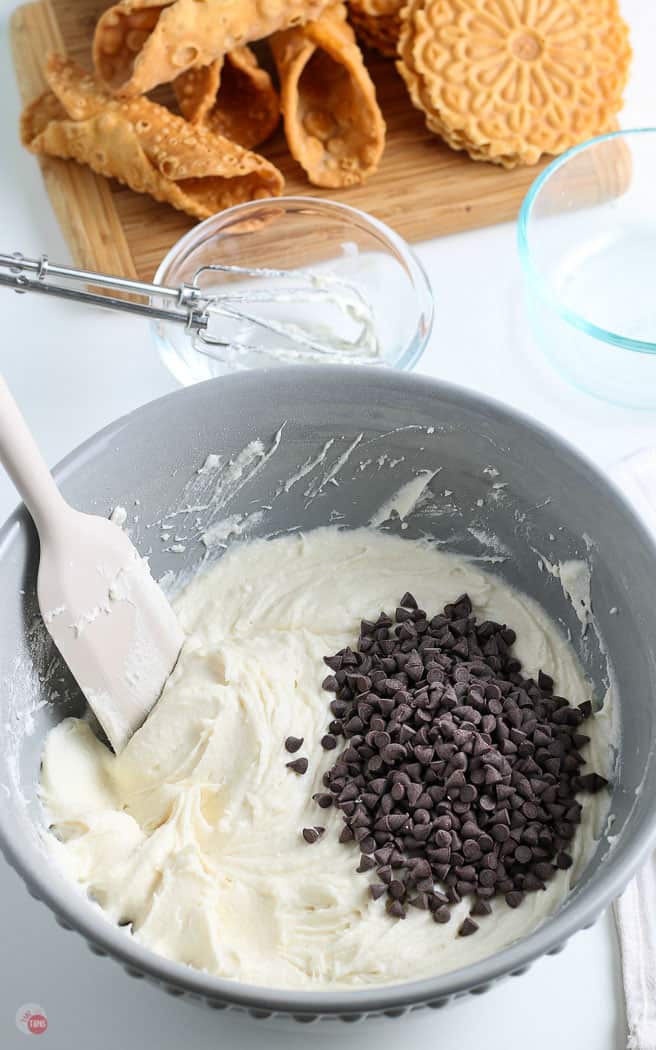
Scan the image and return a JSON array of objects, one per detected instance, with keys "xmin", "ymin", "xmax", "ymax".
[{"xmin": 1, "ymin": 366, "xmax": 656, "ymax": 1021}]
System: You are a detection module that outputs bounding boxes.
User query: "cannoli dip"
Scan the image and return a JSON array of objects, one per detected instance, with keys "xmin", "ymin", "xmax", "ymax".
[{"xmin": 40, "ymin": 529, "xmax": 611, "ymax": 989}]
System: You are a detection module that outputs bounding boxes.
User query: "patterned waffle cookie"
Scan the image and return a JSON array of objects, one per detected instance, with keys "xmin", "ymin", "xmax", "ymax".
[{"xmin": 397, "ymin": 0, "xmax": 632, "ymax": 168}]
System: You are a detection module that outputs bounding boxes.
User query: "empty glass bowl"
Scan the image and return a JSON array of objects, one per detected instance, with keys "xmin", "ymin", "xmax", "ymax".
[
  {"xmin": 518, "ymin": 129, "xmax": 656, "ymax": 408},
  {"xmin": 152, "ymin": 197, "xmax": 433, "ymax": 385}
]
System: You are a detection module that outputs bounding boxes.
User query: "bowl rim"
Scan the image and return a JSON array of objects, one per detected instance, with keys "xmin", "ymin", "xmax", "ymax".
[
  {"xmin": 517, "ymin": 127, "xmax": 656, "ymax": 357},
  {"xmin": 2, "ymin": 364, "xmax": 656, "ymax": 1015},
  {"xmin": 151, "ymin": 196, "xmax": 434, "ymax": 378}
]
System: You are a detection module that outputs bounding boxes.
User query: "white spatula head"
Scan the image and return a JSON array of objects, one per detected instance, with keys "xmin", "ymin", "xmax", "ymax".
[
  {"xmin": 38, "ymin": 509, "xmax": 184, "ymax": 753},
  {"xmin": 0, "ymin": 373, "xmax": 183, "ymax": 754}
]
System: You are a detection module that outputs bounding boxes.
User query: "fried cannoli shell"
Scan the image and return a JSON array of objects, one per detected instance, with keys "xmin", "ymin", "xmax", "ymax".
[
  {"xmin": 93, "ymin": 0, "xmax": 332, "ymax": 97},
  {"xmin": 20, "ymin": 56, "xmax": 284, "ymax": 222},
  {"xmin": 271, "ymin": 3, "xmax": 385, "ymax": 188},
  {"xmin": 174, "ymin": 47, "xmax": 279, "ymax": 149}
]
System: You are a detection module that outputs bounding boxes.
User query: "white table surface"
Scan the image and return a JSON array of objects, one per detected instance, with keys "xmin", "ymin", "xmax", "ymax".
[{"xmin": 0, "ymin": 2, "xmax": 654, "ymax": 1047}]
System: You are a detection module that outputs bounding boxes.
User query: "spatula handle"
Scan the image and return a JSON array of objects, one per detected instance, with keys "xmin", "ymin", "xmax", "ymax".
[{"xmin": 0, "ymin": 374, "xmax": 69, "ymax": 533}]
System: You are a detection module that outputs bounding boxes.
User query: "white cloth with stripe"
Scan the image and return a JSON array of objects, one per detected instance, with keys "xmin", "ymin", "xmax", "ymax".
[{"xmin": 612, "ymin": 448, "xmax": 656, "ymax": 1050}]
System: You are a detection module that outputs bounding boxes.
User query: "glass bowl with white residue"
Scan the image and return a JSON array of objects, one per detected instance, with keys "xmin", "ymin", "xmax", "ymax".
[{"xmin": 152, "ymin": 197, "xmax": 434, "ymax": 385}]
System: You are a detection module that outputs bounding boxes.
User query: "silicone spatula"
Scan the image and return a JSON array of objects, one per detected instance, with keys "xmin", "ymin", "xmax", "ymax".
[{"xmin": 0, "ymin": 374, "xmax": 184, "ymax": 753}]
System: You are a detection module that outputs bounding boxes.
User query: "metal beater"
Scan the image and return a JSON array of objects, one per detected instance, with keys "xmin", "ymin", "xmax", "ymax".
[{"xmin": 0, "ymin": 252, "xmax": 381, "ymax": 365}]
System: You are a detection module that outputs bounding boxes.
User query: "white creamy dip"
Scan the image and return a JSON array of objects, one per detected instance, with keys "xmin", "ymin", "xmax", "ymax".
[{"xmin": 40, "ymin": 528, "xmax": 611, "ymax": 989}]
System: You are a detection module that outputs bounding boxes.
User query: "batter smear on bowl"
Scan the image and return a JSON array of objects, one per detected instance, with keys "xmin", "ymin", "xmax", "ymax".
[{"xmin": 39, "ymin": 528, "xmax": 612, "ymax": 989}]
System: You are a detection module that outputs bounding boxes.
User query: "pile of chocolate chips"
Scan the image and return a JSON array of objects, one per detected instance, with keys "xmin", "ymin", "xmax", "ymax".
[{"xmin": 316, "ymin": 592, "xmax": 607, "ymax": 935}]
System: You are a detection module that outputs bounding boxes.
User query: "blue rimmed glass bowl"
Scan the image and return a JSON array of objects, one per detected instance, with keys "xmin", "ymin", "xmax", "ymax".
[{"xmin": 518, "ymin": 129, "xmax": 656, "ymax": 408}]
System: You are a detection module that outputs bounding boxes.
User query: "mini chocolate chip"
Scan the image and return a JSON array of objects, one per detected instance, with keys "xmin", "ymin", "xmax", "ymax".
[
  {"xmin": 415, "ymin": 745, "xmax": 433, "ymax": 765},
  {"xmin": 523, "ymin": 873, "xmax": 546, "ymax": 892},
  {"xmin": 374, "ymin": 846, "xmax": 393, "ymax": 865},
  {"xmin": 329, "ymin": 701, "xmax": 347, "ymax": 720},
  {"xmin": 286, "ymin": 757, "xmax": 308, "ymax": 775},
  {"xmin": 433, "ymin": 905, "xmax": 451, "ymax": 924},
  {"xmin": 302, "ymin": 826, "xmax": 325, "ymax": 844},
  {"xmin": 357, "ymin": 855, "xmax": 376, "ymax": 873},
  {"xmin": 471, "ymin": 898, "xmax": 492, "ymax": 916},
  {"xmin": 491, "ymin": 824, "xmax": 510, "ymax": 842},
  {"xmin": 370, "ymin": 884, "xmax": 386, "ymax": 900},
  {"xmin": 312, "ymin": 793, "xmax": 333, "ymax": 809},
  {"xmin": 574, "ymin": 772, "xmax": 608, "ymax": 793},
  {"xmin": 461, "ymin": 821, "xmax": 479, "ymax": 839},
  {"xmin": 400, "ymin": 592, "xmax": 419, "ymax": 610},
  {"xmin": 505, "ymin": 890, "xmax": 524, "ymax": 908},
  {"xmin": 460, "ymin": 784, "xmax": 478, "ymax": 804},
  {"xmin": 382, "ymin": 743, "xmax": 407, "ymax": 764},
  {"xmin": 534, "ymin": 862, "xmax": 555, "ymax": 881},
  {"xmin": 463, "ymin": 840, "xmax": 482, "ymax": 862},
  {"xmin": 514, "ymin": 845, "xmax": 533, "ymax": 864},
  {"xmin": 321, "ymin": 734, "xmax": 338, "ymax": 751},
  {"xmin": 285, "ymin": 736, "xmax": 304, "ymax": 753},
  {"xmin": 410, "ymin": 892, "xmax": 431, "ymax": 910},
  {"xmin": 345, "ymin": 717, "xmax": 364, "ymax": 735},
  {"xmin": 538, "ymin": 670, "xmax": 554, "ymax": 693},
  {"xmin": 387, "ymin": 900, "xmax": 406, "ymax": 919},
  {"xmin": 456, "ymin": 880, "xmax": 476, "ymax": 896},
  {"xmin": 458, "ymin": 917, "xmax": 479, "ymax": 937},
  {"xmin": 390, "ymin": 814, "xmax": 410, "ymax": 833}
]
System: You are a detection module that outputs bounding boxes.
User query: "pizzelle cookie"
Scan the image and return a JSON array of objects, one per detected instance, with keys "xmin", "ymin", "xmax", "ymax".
[
  {"xmin": 348, "ymin": 0, "xmax": 403, "ymax": 57},
  {"xmin": 21, "ymin": 56, "xmax": 284, "ymax": 221},
  {"xmin": 93, "ymin": 0, "xmax": 333, "ymax": 97},
  {"xmin": 174, "ymin": 48, "xmax": 280, "ymax": 149},
  {"xmin": 271, "ymin": 3, "xmax": 386, "ymax": 187},
  {"xmin": 397, "ymin": 0, "xmax": 632, "ymax": 168}
]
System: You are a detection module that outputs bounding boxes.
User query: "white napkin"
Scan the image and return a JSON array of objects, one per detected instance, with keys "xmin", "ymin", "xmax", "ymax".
[
  {"xmin": 611, "ymin": 448, "xmax": 656, "ymax": 1050},
  {"xmin": 615, "ymin": 858, "xmax": 656, "ymax": 1050}
]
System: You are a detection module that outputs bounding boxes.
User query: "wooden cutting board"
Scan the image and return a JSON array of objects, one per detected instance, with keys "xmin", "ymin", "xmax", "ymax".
[{"xmin": 10, "ymin": 0, "xmax": 554, "ymax": 282}]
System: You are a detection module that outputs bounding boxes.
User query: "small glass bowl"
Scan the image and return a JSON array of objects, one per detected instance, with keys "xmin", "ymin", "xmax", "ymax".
[
  {"xmin": 518, "ymin": 129, "xmax": 656, "ymax": 408},
  {"xmin": 152, "ymin": 197, "xmax": 433, "ymax": 385}
]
